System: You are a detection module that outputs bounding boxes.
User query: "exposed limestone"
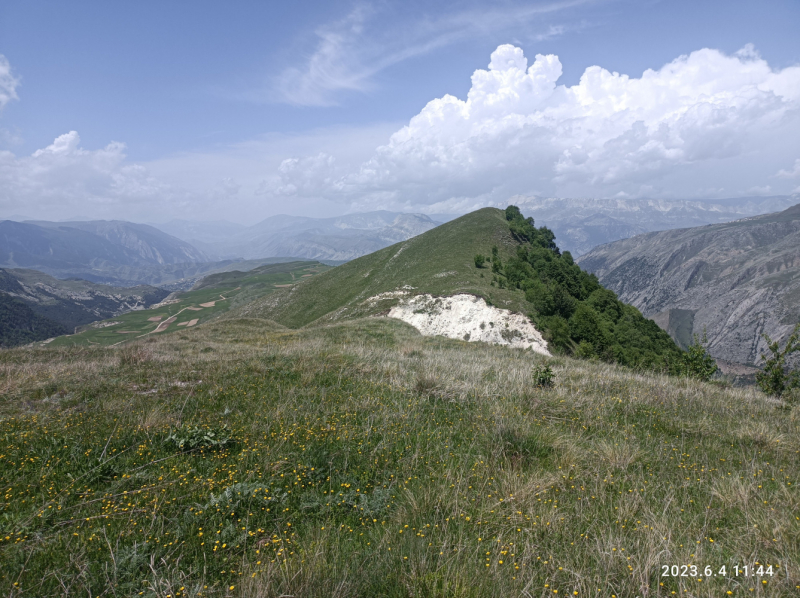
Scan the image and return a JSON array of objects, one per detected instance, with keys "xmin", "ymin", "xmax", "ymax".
[{"xmin": 388, "ymin": 293, "xmax": 550, "ymax": 354}]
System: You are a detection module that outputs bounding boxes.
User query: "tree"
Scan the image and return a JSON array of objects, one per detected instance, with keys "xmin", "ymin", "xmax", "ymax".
[
  {"xmin": 756, "ymin": 324, "xmax": 800, "ymax": 397},
  {"xmin": 681, "ymin": 331, "xmax": 717, "ymax": 382},
  {"xmin": 474, "ymin": 254, "xmax": 485, "ymax": 268}
]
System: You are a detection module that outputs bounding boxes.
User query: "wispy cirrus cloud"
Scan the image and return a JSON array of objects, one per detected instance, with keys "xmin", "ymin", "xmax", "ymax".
[
  {"xmin": 273, "ymin": 0, "xmax": 596, "ymax": 106},
  {"xmin": 0, "ymin": 55, "xmax": 20, "ymax": 111}
]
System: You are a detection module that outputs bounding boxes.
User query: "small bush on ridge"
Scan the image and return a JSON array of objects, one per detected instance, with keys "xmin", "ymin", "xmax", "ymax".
[
  {"xmin": 756, "ymin": 323, "xmax": 800, "ymax": 398},
  {"xmin": 532, "ymin": 364, "xmax": 554, "ymax": 388},
  {"xmin": 682, "ymin": 332, "xmax": 718, "ymax": 382}
]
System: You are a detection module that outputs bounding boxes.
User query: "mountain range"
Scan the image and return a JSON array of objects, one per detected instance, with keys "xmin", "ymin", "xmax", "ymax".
[
  {"xmin": 0, "ymin": 219, "xmax": 212, "ymax": 286},
  {"xmin": 155, "ymin": 211, "xmax": 440, "ymax": 261},
  {"xmin": 577, "ymin": 203, "xmax": 800, "ymax": 371},
  {"xmin": 0, "ymin": 212, "xmax": 441, "ymax": 287},
  {"xmin": 513, "ymin": 195, "xmax": 799, "ymax": 256}
]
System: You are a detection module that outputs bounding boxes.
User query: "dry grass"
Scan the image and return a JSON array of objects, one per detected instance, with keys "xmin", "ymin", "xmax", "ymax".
[{"xmin": 0, "ymin": 316, "xmax": 798, "ymax": 596}]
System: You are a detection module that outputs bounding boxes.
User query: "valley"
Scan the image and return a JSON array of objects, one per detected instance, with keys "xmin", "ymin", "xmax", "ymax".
[
  {"xmin": 0, "ymin": 206, "xmax": 797, "ymax": 596},
  {"xmin": 578, "ymin": 203, "xmax": 800, "ymax": 371}
]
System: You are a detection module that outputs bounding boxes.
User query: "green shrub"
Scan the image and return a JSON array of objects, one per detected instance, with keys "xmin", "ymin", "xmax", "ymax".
[
  {"xmin": 682, "ymin": 332, "xmax": 718, "ymax": 382},
  {"xmin": 474, "ymin": 254, "xmax": 485, "ymax": 268},
  {"xmin": 502, "ymin": 205, "xmax": 683, "ymax": 371},
  {"xmin": 532, "ymin": 364, "xmax": 554, "ymax": 388},
  {"xmin": 756, "ymin": 323, "xmax": 800, "ymax": 397}
]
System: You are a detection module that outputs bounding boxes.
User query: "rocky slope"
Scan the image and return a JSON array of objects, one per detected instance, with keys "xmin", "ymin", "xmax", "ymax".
[{"xmin": 577, "ymin": 204, "xmax": 800, "ymax": 367}]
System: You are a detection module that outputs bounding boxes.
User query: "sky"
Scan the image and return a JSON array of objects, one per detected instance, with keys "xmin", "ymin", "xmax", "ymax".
[{"xmin": 1, "ymin": 0, "xmax": 800, "ymax": 224}]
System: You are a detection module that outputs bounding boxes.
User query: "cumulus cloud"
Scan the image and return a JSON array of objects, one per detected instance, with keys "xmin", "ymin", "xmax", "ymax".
[
  {"xmin": 272, "ymin": 44, "xmax": 800, "ymax": 207},
  {"xmin": 0, "ymin": 126, "xmax": 377, "ymax": 222},
  {"xmin": 0, "ymin": 131, "xmax": 184, "ymax": 220},
  {"xmin": 0, "ymin": 55, "xmax": 20, "ymax": 111}
]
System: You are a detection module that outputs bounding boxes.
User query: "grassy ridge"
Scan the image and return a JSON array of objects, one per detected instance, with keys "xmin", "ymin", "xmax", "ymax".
[
  {"xmin": 46, "ymin": 261, "xmax": 328, "ymax": 347},
  {"xmin": 236, "ymin": 208, "xmax": 533, "ymax": 328},
  {"xmin": 1, "ymin": 317, "xmax": 798, "ymax": 596}
]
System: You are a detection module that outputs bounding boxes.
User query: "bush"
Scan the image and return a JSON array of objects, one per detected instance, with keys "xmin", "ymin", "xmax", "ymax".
[
  {"xmin": 682, "ymin": 332, "xmax": 718, "ymax": 382},
  {"xmin": 532, "ymin": 364, "xmax": 554, "ymax": 388},
  {"xmin": 474, "ymin": 254, "xmax": 485, "ymax": 268},
  {"xmin": 756, "ymin": 324, "xmax": 800, "ymax": 397}
]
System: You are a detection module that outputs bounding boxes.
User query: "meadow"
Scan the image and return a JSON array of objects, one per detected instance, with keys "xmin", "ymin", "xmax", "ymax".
[
  {"xmin": 46, "ymin": 261, "xmax": 328, "ymax": 348},
  {"xmin": 0, "ymin": 315, "xmax": 798, "ymax": 596}
]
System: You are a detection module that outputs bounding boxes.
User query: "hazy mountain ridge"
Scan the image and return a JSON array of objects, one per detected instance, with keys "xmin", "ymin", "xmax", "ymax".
[
  {"xmin": 27, "ymin": 220, "xmax": 210, "ymax": 264},
  {"xmin": 0, "ymin": 219, "xmax": 213, "ymax": 286},
  {"xmin": 513, "ymin": 195, "xmax": 799, "ymax": 255},
  {"xmin": 155, "ymin": 211, "xmax": 440, "ymax": 261},
  {"xmin": 576, "ymin": 203, "xmax": 800, "ymax": 367}
]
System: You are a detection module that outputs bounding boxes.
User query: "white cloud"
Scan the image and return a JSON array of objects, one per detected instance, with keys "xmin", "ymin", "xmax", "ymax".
[
  {"xmin": 275, "ymin": 6, "xmax": 375, "ymax": 106},
  {"xmin": 0, "ymin": 123, "xmax": 400, "ymax": 222},
  {"xmin": 0, "ymin": 131, "xmax": 178, "ymax": 219},
  {"xmin": 0, "ymin": 55, "xmax": 20, "ymax": 111},
  {"xmin": 777, "ymin": 158, "xmax": 800, "ymax": 178},
  {"xmin": 271, "ymin": 44, "xmax": 800, "ymax": 207}
]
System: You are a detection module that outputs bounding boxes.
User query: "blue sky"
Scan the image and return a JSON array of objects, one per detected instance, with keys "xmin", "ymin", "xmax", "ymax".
[{"xmin": 1, "ymin": 0, "xmax": 799, "ymax": 222}]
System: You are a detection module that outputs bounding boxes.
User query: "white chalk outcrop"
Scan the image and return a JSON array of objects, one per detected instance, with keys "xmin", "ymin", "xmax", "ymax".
[{"xmin": 387, "ymin": 294, "xmax": 550, "ymax": 355}]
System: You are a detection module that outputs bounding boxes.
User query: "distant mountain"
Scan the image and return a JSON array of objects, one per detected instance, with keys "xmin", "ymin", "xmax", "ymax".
[
  {"xmin": 577, "ymin": 203, "xmax": 800, "ymax": 368},
  {"xmin": 150, "ymin": 219, "xmax": 247, "ymax": 250},
  {"xmin": 0, "ymin": 268, "xmax": 169, "ymax": 336},
  {"xmin": 513, "ymin": 195, "xmax": 799, "ymax": 256},
  {"xmin": 0, "ymin": 220, "xmax": 211, "ymax": 285},
  {"xmin": 23, "ymin": 220, "xmax": 210, "ymax": 264},
  {"xmin": 153, "ymin": 211, "xmax": 441, "ymax": 261}
]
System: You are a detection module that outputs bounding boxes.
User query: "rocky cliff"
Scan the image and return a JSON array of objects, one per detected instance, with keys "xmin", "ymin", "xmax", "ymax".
[{"xmin": 577, "ymin": 204, "xmax": 800, "ymax": 367}]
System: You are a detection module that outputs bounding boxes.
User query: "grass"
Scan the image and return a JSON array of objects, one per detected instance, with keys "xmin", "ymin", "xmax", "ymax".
[
  {"xmin": 0, "ymin": 315, "xmax": 798, "ymax": 596},
  {"xmin": 45, "ymin": 261, "xmax": 329, "ymax": 348},
  {"xmin": 235, "ymin": 208, "xmax": 536, "ymax": 328}
]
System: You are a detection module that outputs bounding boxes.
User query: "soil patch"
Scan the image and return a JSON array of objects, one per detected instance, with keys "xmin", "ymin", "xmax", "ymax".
[{"xmin": 153, "ymin": 316, "xmax": 177, "ymax": 333}]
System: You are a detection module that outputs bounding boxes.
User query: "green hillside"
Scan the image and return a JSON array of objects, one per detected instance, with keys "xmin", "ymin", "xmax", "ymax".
[
  {"xmin": 237, "ymin": 207, "xmax": 530, "ymax": 327},
  {"xmin": 0, "ymin": 316, "xmax": 797, "ymax": 596},
  {"xmin": 46, "ymin": 261, "xmax": 329, "ymax": 347},
  {"xmin": 0, "ymin": 292, "xmax": 68, "ymax": 347},
  {"xmin": 239, "ymin": 207, "xmax": 682, "ymax": 370}
]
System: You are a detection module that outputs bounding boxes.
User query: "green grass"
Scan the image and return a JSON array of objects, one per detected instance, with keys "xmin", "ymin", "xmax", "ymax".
[
  {"xmin": 235, "ymin": 208, "xmax": 534, "ymax": 328},
  {"xmin": 46, "ymin": 261, "xmax": 329, "ymax": 348},
  {"xmin": 1, "ymin": 316, "xmax": 798, "ymax": 596}
]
